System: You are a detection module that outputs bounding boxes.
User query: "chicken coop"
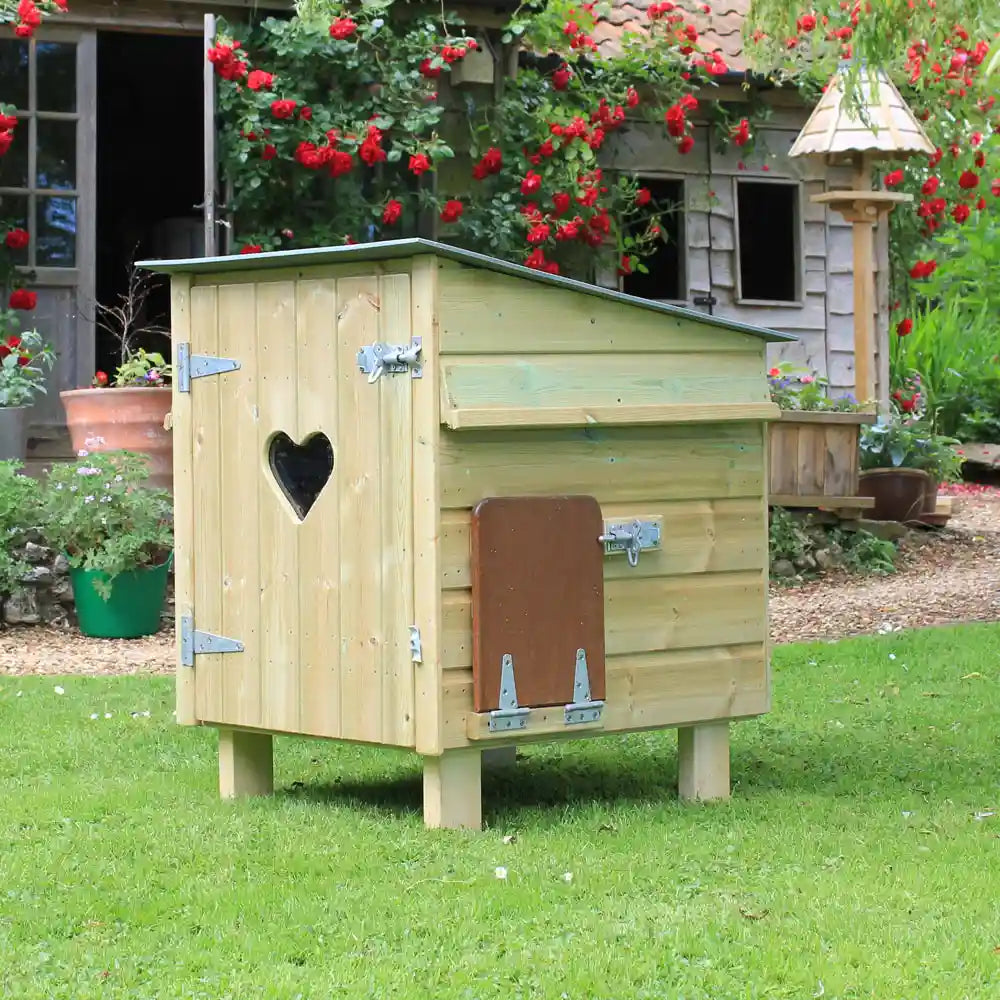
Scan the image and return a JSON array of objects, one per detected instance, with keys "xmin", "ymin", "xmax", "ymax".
[{"xmin": 142, "ymin": 238, "xmax": 793, "ymax": 830}]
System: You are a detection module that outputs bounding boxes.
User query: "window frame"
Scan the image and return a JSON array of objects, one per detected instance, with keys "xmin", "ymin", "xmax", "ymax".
[{"xmin": 732, "ymin": 175, "xmax": 805, "ymax": 307}]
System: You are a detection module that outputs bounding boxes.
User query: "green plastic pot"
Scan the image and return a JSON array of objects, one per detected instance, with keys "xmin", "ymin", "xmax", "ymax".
[{"xmin": 69, "ymin": 555, "xmax": 172, "ymax": 639}]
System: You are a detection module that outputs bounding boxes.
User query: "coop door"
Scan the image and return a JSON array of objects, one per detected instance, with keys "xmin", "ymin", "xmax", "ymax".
[
  {"xmin": 187, "ymin": 273, "xmax": 417, "ymax": 747},
  {"xmin": 470, "ymin": 496, "xmax": 606, "ymax": 715}
]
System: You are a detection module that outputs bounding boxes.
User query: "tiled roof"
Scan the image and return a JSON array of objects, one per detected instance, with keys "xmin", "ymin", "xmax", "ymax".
[{"xmin": 593, "ymin": 0, "xmax": 752, "ymax": 72}]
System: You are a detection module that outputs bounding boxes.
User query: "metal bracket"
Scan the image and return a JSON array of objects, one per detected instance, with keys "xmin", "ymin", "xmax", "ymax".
[
  {"xmin": 564, "ymin": 649, "xmax": 605, "ymax": 725},
  {"xmin": 356, "ymin": 337, "xmax": 423, "ymax": 384},
  {"xmin": 599, "ymin": 518, "xmax": 662, "ymax": 568},
  {"xmin": 408, "ymin": 625, "xmax": 423, "ymax": 664},
  {"xmin": 176, "ymin": 342, "xmax": 241, "ymax": 394},
  {"xmin": 488, "ymin": 654, "xmax": 531, "ymax": 732},
  {"xmin": 179, "ymin": 614, "xmax": 245, "ymax": 667}
]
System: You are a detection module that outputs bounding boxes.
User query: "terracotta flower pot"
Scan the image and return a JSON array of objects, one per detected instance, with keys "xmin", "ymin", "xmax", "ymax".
[
  {"xmin": 857, "ymin": 467, "xmax": 931, "ymax": 523},
  {"xmin": 0, "ymin": 405, "xmax": 28, "ymax": 461},
  {"xmin": 60, "ymin": 387, "xmax": 173, "ymax": 492}
]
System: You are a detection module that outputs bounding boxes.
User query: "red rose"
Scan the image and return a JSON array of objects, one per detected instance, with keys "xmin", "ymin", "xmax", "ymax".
[
  {"xmin": 928, "ymin": 147, "xmax": 943, "ymax": 167},
  {"xmin": 552, "ymin": 65, "xmax": 572, "ymax": 90},
  {"xmin": 958, "ymin": 169, "xmax": 979, "ymax": 189},
  {"xmin": 92, "ymin": 370, "xmax": 109, "ymax": 387},
  {"xmin": 247, "ymin": 70, "xmax": 274, "ymax": 91},
  {"xmin": 440, "ymin": 200, "xmax": 463, "ymax": 224},
  {"xmin": 260, "ymin": 144, "xmax": 277, "ymax": 160},
  {"xmin": 409, "ymin": 152, "xmax": 431, "ymax": 176},
  {"xmin": 0, "ymin": 335, "xmax": 20, "ymax": 358},
  {"xmin": 329, "ymin": 17, "xmax": 357, "ymax": 39},
  {"xmin": 626, "ymin": 86, "xmax": 639, "ymax": 108},
  {"xmin": 883, "ymin": 169, "xmax": 904, "ymax": 188},
  {"xmin": 0, "ymin": 114, "xmax": 17, "ymax": 130},
  {"xmin": 636, "ymin": 187, "xmax": 651, "ymax": 207},
  {"xmin": 896, "ymin": 318, "xmax": 913, "ymax": 337},
  {"xmin": 9, "ymin": 289, "xmax": 36, "ymax": 310},
  {"xmin": 329, "ymin": 150, "xmax": 354, "ymax": 177},
  {"xmin": 419, "ymin": 58, "xmax": 441, "ymax": 78},
  {"xmin": 678, "ymin": 135, "xmax": 695, "ymax": 154},
  {"xmin": 552, "ymin": 192, "xmax": 571, "ymax": 216},
  {"xmin": 382, "ymin": 199, "xmax": 402, "ymax": 224},
  {"xmin": 664, "ymin": 104, "xmax": 686, "ymax": 137},
  {"xmin": 520, "ymin": 171, "xmax": 542, "ymax": 196},
  {"xmin": 299, "ymin": 107, "xmax": 312, "ymax": 120},
  {"xmin": 5, "ymin": 228, "xmax": 28, "ymax": 249},
  {"xmin": 270, "ymin": 99, "xmax": 297, "ymax": 119},
  {"xmin": 0, "ymin": 131, "xmax": 13, "ymax": 156},
  {"xmin": 526, "ymin": 223, "xmax": 551, "ymax": 245},
  {"xmin": 976, "ymin": 196, "xmax": 986, "ymax": 210},
  {"xmin": 618, "ymin": 254, "xmax": 634, "ymax": 276},
  {"xmin": 524, "ymin": 248, "xmax": 547, "ymax": 270},
  {"xmin": 952, "ymin": 203, "xmax": 970, "ymax": 223},
  {"xmin": 909, "ymin": 258, "xmax": 937, "ymax": 279},
  {"xmin": 555, "ymin": 220, "xmax": 580, "ymax": 241},
  {"xmin": 921, "ymin": 176, "xmax": 939, "ymax": 195},
  {"xmin": 797, "ymin": 13, "xmax": 816, "ymax": 31},
  {"xmin": 359, "ymin": 133, "xmax": 386, "ymax": 167},
  {"xmin": 240, "ymin": 244, "xmax": 263, "ymax": 254},
  {"xmin": 991, "ymin": 179, "xmax": 1000, "ymax": 197}
]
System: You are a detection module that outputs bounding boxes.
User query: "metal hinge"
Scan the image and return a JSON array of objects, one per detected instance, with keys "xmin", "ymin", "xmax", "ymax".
[
  {"xmin": 408, "ymin": 625, "xmax": 423, "ymax": 664},
  {"xmin": 356, "ymin": 337, "xmax": 423, "ymax": 384},
  {"xmin": 179, "ymin": 614, "xmax": 245, "ymax": 667},
  {"xmin": 599, "ymin": 518, "xmax": 662, "ymax": 568},
  {"xmin": 176, "ymin": 342, "xmax": 241, "ymax": 393},
  {"xmin": 488, "ymin": 653, "xmax": 531, "ymax": 732},
  {"xmin": 564, "ymin": 649, "xmax": 604, "ymax": 725}
]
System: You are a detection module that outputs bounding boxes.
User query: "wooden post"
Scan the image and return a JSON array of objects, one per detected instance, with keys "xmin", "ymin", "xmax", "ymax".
[
  {"xmin": 851, "ymin": 217, "xmax": 877, "ymax": 407},
  {"xmin": 219, "ymin": 729, "xmax": 274, "ymax": 799},
  {"xmin": 677, "ymin": 722, "xmax": 731, "ymax": 802},
  {"xmin": 423, "ymin": 749, "xmax": 482, "ymax": 829}
]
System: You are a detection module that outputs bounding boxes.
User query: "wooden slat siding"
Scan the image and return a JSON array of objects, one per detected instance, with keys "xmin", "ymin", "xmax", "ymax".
[
  {"xmin": 441, "ymin": 570, "xmax": 765, "ymax": 671},
  {"xmin": 439, "ymin": 498, "xmax": 766, "ymax": 591},
  {"xmin": 256, "ymin": 281, "xmax": 301, "ymax": 733},
  {"xmin": 218, "ymin": 283, "xmax": 263, "ymax": 729},
  {"xmin": 823, "ymin": 425, "xmax": 857, "ymax": 496},
  {"xmin": 441, "ymin": 644, "xmax": 768, "ymax": 748},
  {"xmin": 171, "ymin": 276, "xmax": 196, "ymax": 726},
  {"xmin": 436, "ymin": 264, "xmax": 763, "ymax": 357},
  {"xmin": 336, "ymin": 278, "xmax": 384, "ymax": 744},
  {"xmin": 796, "ymin": 422, "xmax": 826, "ymax": 497},
  {"xmin": 378, "ymin": 273, "xmax": 416, "ymax": 747},
  {"xmin": 192, "ymin": 260, "xmax": 412, "ymax": 287},
  {"xmin": 296, "ymin": 278, "xmax": 343, "ymax": 740},
  {"xmin": 439, "ymin": 424, "xmax": 765, "ymax": 509},
  {"xmin": 768, "ymin": 413, "xmax": 870, "ymax": 501},
  {"xmin": 410, "ymin": 257, "xmax": 445, "ymax": 755},
  {"xmin": 190, "ymin": 285, "xmax": 224, "ymax": 724}
]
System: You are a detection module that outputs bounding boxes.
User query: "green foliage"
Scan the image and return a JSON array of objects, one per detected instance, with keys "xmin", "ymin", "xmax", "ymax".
[
  {"xmin": 768, "ymin": 505, "xmax": 809, "ymax": 565},
  {"xmin": 0, "ymin": 459, "xmax": 40, "ymax": 597},
  {"xmin": 0, "ymin": 323, "xmax": 56, "ymax": 407},
  {"xmin": 838, "ymin": 529, "xmax": 898, "ymax": 576},
  {"xmin": 767, "ymin": 362, "xmax": 862, "ymax": 412},
  {"xmin": 111, "ymin": 348, "xmax": 171, "ymax": 388},
  {"xmin": 38, "ymin": 451, "xmax": 173, "ymax": 600},
  {"xmin": 859, "ymin": 414, "xmax": 964, "ymax": 481}
]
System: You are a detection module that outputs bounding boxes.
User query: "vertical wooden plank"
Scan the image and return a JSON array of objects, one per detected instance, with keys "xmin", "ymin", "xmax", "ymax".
[
  {"xmin": 75, "ymin": 32, "xmax": 98, "ymax": 399},
  {"xmin": 256, "ymin": 281, "xmax": 301, "ymax": 734},
  {"xmin": 296, "ymin": 278, "xmax": 342, "ymax": 739},
  {"xmin": 171, "ymin": 276, "xmax": 196, "ymax": 725},
  {"xmin": 336, "ymin": 276, "xmax": 383, "ymax": 743},
  {"xmin": 796, "ymin": 423, "xmax": 825, "ymax": 497},
  {"xmin": 852, "ymin": 220, "xmax": 876, "ymax": 406},
  {"xmin": 379, "ymin": 274, "xmax": 416, "ymax": 746},
  {"xmin": 190, "ymin": 285, "xmax": 224, "ymax": 723},
  {"xmin": 218, "ymin": 283, "xmax": 262, "ymax": 729},
  {"xmin": 768, "ymin": 422, "xmax": 798, "ymax": 496},
  {"xmin": 823, "ymin": 425, "xmax": 856, "ymax": 497},
  {"xmin": 423, "ymin": 749, "xmax": 482, "ymax": 829},
  {"xmin": 219, "ymin": 729, "xmax": 273, "ymax": 799},
  {"xmin": 202, "ymin": 14, "xmax": 218, "ymax": 257},
  {"xmin": 677, "ymin": 722, "xmax": 731, "ymax": 802},
  {"xmin": 411, "ymin": 257, "xmax": 444, "ymax": 755}
]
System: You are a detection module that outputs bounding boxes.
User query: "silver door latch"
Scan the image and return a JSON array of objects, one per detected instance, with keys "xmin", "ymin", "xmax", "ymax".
[
  {"xmin": 599, "ymin": 518, "xmax": 662, "ymax": 568},
  {"xmin": 357, "ymin": 338, "xmax": 423, "ymax": 383}
]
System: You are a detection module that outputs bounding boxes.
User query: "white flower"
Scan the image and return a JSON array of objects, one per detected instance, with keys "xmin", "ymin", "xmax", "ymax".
[
  {"xmin": 494, "ymin": 866, "xmax": 508, "ymax": 880},
  {"xmin": 77, "ymin": 466, "xmax": 99, "ymax": 476},
  {"xmin": 100, "ymin": 495, "xmax": 111, "ymax": 503},
  {"xmin": 55, "ymin": 483, "xmax": 63, "ymax": 491},
  {"xmin": 69, "ymin": 485, "xmax": 78, "ymax": 492},
  {"xmin": 888, "ymin": 653, "xmax": 896, "ymax": 661},
  {"xmin": 562, "ymin": 872, "xmax": 573, "ymax": 883},
  {"xmin": 90, "ymin": 713, "xmax": 98, "ymax": 720},
  {"xmin": 77, "ymin": 449, "xmax": 89, "ymax": 457},
  {"xmin": 84, "ymin": 495, "xmax": 95, "ymax": 503},
  {"xmin": 53, "ymin": 685, "xmax": 64, "ymax": 695},
  {"xmin": 104, "ymin": 712, "xmax": 112, "ymax": 719},
  {"xmin": 114, "ymin": 475, "xmax": 123, "ymax": 483},
  {"xmin": 15, "ymin": 690, "xmax": 22, "ymax": 698}
]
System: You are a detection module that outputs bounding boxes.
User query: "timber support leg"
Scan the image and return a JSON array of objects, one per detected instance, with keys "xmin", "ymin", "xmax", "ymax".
[
  {"xmin": 481, "ymin": 746, "xmax": 517, "ymax": 771},
  {"xmin": 219, "ymin": 728, "xmax": 274, "ymax": 799},
  {"xmin": 422, "ymin": 748, "xmax": 482, "ymax": 830},
  {"xmin": 677, "ymin": 722, "xmax": 731, "ymax": 802}
]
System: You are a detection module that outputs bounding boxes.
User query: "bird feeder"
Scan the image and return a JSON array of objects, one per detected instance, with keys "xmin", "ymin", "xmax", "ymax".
[{"xmin": 789, "ymin": 63, "xmax": 934, "ymax": 409}]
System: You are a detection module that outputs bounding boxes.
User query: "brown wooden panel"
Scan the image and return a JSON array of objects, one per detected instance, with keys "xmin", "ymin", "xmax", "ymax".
[{"xmin": 471, "ymin": 496, "xmax": 605, "ymax": 712}]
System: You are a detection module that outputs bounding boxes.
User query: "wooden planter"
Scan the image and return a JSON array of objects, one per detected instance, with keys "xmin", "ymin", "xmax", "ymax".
[{"xmin": 768, "ymin": 410, "xmax": 876, "ymax": 512}]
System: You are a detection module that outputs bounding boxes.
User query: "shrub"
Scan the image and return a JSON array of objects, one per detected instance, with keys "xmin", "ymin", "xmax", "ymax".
[{"xmin": 0, "ymin": 460, "xmax": 41, "ymax": 598}]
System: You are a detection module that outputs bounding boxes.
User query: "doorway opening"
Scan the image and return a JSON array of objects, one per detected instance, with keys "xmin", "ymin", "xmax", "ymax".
[{"xmin": 95, "ymin": 32, "xmax": 203, "ymax": 376}]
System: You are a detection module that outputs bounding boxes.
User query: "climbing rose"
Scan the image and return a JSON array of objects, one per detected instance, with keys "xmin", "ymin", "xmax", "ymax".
[
  {"xmin": 0, "ymin": 113, "xmax": 16, "ymax": 129},
  {"xmin": 247, "ymin": 70, "xmax": 274, "ymax": 91},
  {"xmin": 958, "ymin": 170, "xmax": 979, "ymax": 189},
  {"xmin": 419, "ymin": 58, "xmax": 441, "ymax": 78},
  {"xmin": 626, "ymin": 86, "xmax": 639, "ymax": 108},
  {"xmin": 9, "ymin": 289, "xmax": 36, "ymax": 309},
  {"xmin": 440, "ymin": 200, "xmax": 463, "ymax": 223},
  {"xmin": 909, "ymin": 259, "xmax": 937, "ymax": 279},
  {"xmin": 896, "ymin": 318, "xmax": 913, "ymax": 337},
  {"xmin": 329, "ymin": 17, "xmax": 357, "ymax": 39},
  {"xmin": 883, "ymin": 169, "xmax": 904, "ymax": 188},
  {"xmin": 636, "ymin": 187, "xmax": 651, "ymax": 206},
  {"xmin": 382, "ymin": 199, "xmax": 402, "ymax": 224},
  {"xmin": 5, "ymin": 228, "xmax": 28, "ymax": 249},
  {"xmin": 270, "ymin": 99, "xmax": 297, "ymax": 119},
  {"xmin": 678, "ymin": 135, "xmax": 695, "ymax": 155},
  {"xmin": 328, "ymin": 150, "xmax": 353, "ymax": 177},
  {"xmin": 299, "ymin": 107, "xmax": 312, "ymax": 120},
  {"xmin": 240, "ymin": 244, "xmax": 263, "ymax": 254},
  {"xmin": 921, "ymin": 176, "xmax": 939, "ymax": 195},
  {"xmin": 526, "ymin": 223, "xmax": 550, "ymax": 245},
  {"xmin": 0, "ymin": 131, "xmax": 12, "ymax": 156},
  {"xmin": 472, "ymin": 147, "xmax": 502, "ymax": 180},
  {"xmin": 261, "ymin": 144, "xmax": 277, "ymax": 160},
  {"xmin": 359, "ymin": 126, "xmax": 386, "ymax": 166},
  {"xmin": 552, "ymin": 192, "xmax": 571, "ymax": 215},
  {"xmin": 618, "ymin": 254, "xmax": 633, "ymax": 276},
  {"xmin": 92, "ymin": 371, "xmax": 109, "ymax": 387},
  {"xmin": 552, "ymin": 65, "xmax": 572, "ymax": 90},
  {"xmin": 14, "ymin": 0, "xmax": 41, "ymax": 36},
  {"xmin": 952, "ymin": 203, "xmax": 970, "ymax": 223},
  {"xmin": 409, "ymin": 152, "xmax": 431, "ymax": 175},
  {"xmin": 520, "ymin": 171, "xmax": 542, "ymax": 195},
  {"xmin": 797, "ymin": 13, "xmax": 816, "ymax": 31}
]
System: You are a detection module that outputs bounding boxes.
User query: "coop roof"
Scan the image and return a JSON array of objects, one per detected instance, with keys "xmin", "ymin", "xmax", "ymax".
[{"xmin": 140, "ymin": 238, "xmax": 794, "ymax": 344}]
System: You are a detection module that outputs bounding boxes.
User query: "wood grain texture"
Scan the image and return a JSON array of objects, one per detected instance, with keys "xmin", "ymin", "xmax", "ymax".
[
  {"xmin": 423, "ymin": 749, "xmax": 482, "ymax": 830},
  {"xmin": 218, "ymin": 729, "xmax": 274, "ymax": 799},
  {"xmin": 677, "ymin": 722, "xmax": 731, "ymax": 802},
  {"xmin": 768, "ymin": 414, "xmax": 867, "ymax": 501}
]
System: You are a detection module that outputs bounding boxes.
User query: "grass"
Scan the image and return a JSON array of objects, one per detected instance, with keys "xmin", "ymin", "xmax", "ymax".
[{"xmin": 2, "ymin": 625, "xmax": 1000, "ymax": 999}]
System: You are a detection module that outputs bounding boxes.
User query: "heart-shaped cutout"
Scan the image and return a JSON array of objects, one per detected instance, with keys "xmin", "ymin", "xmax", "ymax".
[{"xmin": 267, "ymin": 431, "xmax": 334, "ymax": 521}]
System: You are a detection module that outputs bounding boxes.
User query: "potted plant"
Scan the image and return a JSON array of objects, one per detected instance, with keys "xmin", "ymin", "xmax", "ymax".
[
  {"xmin": 0, "ymin": 324, "xmax": 56, "ymax": 461},
  {"xmin": 60, "ymin": 263, "xmax": 174, "ymax": 492},
  {"xmin": 857, "ymin": 415, "xmax": 963, "ymax": 522},
  {"xmin": 767, "ymin": 363, "xmax": 875, "ymax": 505},
  {"xmin": 38, "ymin": 450, "xmax": 173, "ymax": 638}
]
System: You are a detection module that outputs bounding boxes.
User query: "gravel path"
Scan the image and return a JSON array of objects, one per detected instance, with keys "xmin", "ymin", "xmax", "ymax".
[{"xmin": 3, "ymin": 488, "xmax": 1000, "ymax": 676}]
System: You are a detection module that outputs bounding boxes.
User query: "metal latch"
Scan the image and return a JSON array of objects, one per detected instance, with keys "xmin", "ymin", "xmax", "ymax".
[
  {"xmin": 179, "ymin": 614, "xmax": 245, "ymax": 667},
  {"xmin": 599, "ymin": 518, "xmax": 662, "ymax": 568},
  {"xmin": 488, "ymin": 654, "xmax": 531, "ymax": 732},
  {"xmin": 176, "ymin": 342, "xmax": 241, "ymax": 393},
  {"xmin": 408, "ymin": 625, "xmax": 423, "ymax": 664},
  {"xmin": 564, "ymin": 649, "xmax": 604, "ymax": 725},
  {"xmin": 357, "ymin": 337, "xmax": 423, "ymax": 383}
]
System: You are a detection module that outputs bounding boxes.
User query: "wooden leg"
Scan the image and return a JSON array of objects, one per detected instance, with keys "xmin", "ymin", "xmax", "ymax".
[
  {"xmin": 481, "ymin": 746, "xmax": 517, "ymax": 771},
  {"xmin": 677, "ymin": 722, "xmax": 731, "ymax": 802},
  {"xmin": 422, "ymin": 749, "xmax": 482, "ymax": 830},
  {"xmin": 219, "ymin": 728, "xmax": 274, "ymax": 799}
]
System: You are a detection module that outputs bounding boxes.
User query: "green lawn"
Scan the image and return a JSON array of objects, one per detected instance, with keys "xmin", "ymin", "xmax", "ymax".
[{"xmin": 2, "ymin": 625, "xmax": 1000, "ymax": 999}]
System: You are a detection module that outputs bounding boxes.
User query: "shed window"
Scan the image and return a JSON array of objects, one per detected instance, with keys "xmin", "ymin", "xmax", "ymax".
[
  {"xmin": 622, "ymin": 177, "xmax": 685, "ymax": 302},
  {"xmin": 736, "ymin": 180, "xmax": 800, "ymax": 303}
]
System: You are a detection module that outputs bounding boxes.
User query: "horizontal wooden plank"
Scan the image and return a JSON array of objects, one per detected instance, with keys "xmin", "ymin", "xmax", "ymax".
[
  {"xmin": 442, "ymin": 570, "xmax": 766, "ymax": 671},
  {"xmin": 442, "ymin": 643, "xmax": 769, "ymax": 748},
  {"xmin": 437, "ymin": 264, "xmax": 767, "ymax": 355},
  {"xmin": 439, "ymin": 424, "xmax": 766, "ymax": 508},
  {"xmin": 769, "ymin": 494, "xmax": 874, "ymax": 509},
  {"xmin": 440, "ymin": 497, "xmax": 767, "ymax": 591},
  {"xmin": 778, "ymin": 410, "xmax": 876, "ymax": 426},
  {"xmin": 466, "ymin": 708, "xmax": 605, "ymax": 741}
]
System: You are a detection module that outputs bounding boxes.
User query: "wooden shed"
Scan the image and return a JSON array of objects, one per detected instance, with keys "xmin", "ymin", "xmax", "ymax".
[{"xmin": 142, "ymin": 238, "xmax": 794, "ymax": 830}]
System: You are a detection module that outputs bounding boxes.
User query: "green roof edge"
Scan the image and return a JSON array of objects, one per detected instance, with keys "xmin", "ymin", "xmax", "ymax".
[{"xmin": 137, "ymin": 237, "xmax": 796, "ymax": 344}]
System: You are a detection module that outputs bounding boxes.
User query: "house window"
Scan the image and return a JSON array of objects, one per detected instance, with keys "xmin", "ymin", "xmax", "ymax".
[
  {"xmin": 735, "ymin": 180, "xmax": 800, "ymax": 303},
  {"xmin": 0, "ymin": 37, "xmax": 80, "ymax": 269},
  {"xmin": 622, "ymin": 177, "xmax": 685, "ymax": 302}
]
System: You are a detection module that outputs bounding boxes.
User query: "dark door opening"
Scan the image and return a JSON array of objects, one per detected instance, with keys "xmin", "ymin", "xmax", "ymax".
[
  {"xmin": 95, "ymin": 32, "xmax": 203, "ymax": 376},
  {"xmin": 622, "ymin": 177, "xmax": 685, "ymax": 302}
]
